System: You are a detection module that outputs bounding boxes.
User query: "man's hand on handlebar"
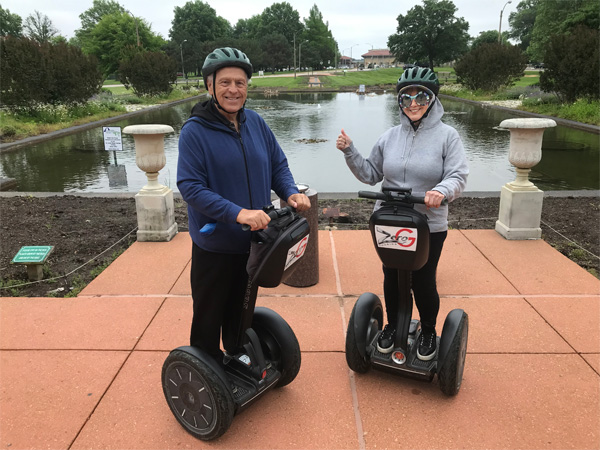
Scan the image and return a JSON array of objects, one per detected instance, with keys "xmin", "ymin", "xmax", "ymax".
[
  {"xmin": 287, "ymin": 193, "xmax": 311, "ymax": 212},
  {"xmin": 424, "ymin": 190, "xmax": 446, "ymax": 209},
  {"xmin": 237, "ymin": 209, "xmax": 271, "ymax": 231}
]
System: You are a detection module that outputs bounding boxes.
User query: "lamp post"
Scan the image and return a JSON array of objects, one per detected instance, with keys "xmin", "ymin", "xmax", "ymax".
[
  {"xmin": 498, "ymin": 0, "xmax": 512, "ymax": 43},
  {"xmin": 179, "ymin": 39, "xmax": 187, "ymax": 80},
  {"xmin": 293, "ymin": 31, "xmax": 300, "ymax": 78},
  {"xmin": 124, "ymin": 9, "xmax": 140, "ymax": 47},
  {"xmin": 350, "ymin": 43, "xmax": 358, "ymax": 69},
  {"xmin": 299, "ymin": 40, "xmax": 308, "ymax": 75}
]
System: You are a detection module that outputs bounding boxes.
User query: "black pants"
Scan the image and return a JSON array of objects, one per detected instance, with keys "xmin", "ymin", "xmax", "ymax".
[
  {"xmin": 190, "ymin": 243, "xmax": 249, "ymax": 359},
  {"xmin": 382, "ymin": 231, "xmax": 447, "ymax": 332}
]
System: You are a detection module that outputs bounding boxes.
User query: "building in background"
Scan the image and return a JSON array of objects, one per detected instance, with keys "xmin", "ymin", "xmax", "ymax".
[{"xmin": 361, "ymin": 49, "xmax": 397, "ymax": 68}]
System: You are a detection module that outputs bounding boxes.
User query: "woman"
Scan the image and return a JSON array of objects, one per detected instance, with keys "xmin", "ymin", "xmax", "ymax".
[{"xmin": 336, "ymin": 67, "xmax": 468, "ymax": 361}]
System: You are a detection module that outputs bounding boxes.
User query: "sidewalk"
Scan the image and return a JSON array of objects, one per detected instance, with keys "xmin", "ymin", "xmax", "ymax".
[{"xmin": 1, "ymin": 229, "xmax": 599, "ymax": 450}]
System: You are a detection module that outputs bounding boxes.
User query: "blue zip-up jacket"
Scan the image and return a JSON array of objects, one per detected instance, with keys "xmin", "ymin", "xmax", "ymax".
[{"xmin": 177, "ymin": 99, "xmax": 299, "ymax": 254}]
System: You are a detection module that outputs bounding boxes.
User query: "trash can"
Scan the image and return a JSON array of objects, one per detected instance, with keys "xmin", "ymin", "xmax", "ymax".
[{"xmin": 280, "ymin": 184, "xmax": 319, "ymax": 287}]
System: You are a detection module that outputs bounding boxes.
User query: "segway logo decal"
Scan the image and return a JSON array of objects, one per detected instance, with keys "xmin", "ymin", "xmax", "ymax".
[
  {"xmin": 375, "ymin": 226, "xmax": 418, "ymax": 251},
  {"xmin": 284, "ymin": 235, "xmax": 309, "ymax": 270}
]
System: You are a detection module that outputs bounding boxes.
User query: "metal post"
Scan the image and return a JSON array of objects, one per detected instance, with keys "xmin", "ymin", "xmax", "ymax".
[
  {"xmin": 498, "ymin": 1, "xmax": 512, "ymax": 43},
  {"xmin": 180, "ymin": 39, "xmax": 187, "ymax": 80}
]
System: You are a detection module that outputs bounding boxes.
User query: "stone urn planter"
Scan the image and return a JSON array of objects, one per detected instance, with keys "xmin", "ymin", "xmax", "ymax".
[
  {"xmin": 495, "ymin": 118, "xmax": 557, "ymax": 240},
  {"xmin": 499, "ymin": 118, "xmax": 557, "ymax": 190},
  {"xmin": 123, "ymin": 124, "xmax": 178, "ymax": 242}
]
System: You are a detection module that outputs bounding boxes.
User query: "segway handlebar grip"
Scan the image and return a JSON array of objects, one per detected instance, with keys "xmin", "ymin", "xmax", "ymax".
[
  {"xmin": 241, "ymin": 206, "xmax": 297, "ymax": 231},
  {"xmin": 358, "ymin": 190, "xmax": 386, "ymax": 200},
  {"xmin": 407, "ymin": 196, "xmax": 449, "ymax": 206}
]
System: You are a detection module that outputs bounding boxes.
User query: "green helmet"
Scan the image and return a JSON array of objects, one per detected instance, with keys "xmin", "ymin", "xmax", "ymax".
[
  {"xmin": 396, "ymin": 67, "xmax": 439, "ymax": 95},
  {"xmin": 201, "ymin": 47, "xmax": 253, "ymax": 80}
]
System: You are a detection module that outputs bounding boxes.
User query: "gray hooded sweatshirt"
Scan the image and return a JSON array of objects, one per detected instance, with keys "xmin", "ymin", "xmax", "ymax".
[{"xmin": 341, "ymin": 98, "xmax": 469, "ymax": 233}]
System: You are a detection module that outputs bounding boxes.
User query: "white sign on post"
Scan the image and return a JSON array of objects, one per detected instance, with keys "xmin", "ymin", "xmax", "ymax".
[{"xmin": 103, "ymin": 127, "xmax": 123, "ymax": 151}]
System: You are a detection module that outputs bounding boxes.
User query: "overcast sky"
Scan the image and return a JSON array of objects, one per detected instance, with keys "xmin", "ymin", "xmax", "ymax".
[{"xmin": 4, "ymin": 0, "xmax": 518, "ymax": 58}]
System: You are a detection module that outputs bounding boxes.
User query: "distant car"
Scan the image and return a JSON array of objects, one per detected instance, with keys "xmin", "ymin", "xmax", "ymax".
[{"xmin": 403, "ymin": 63, "xmax": 417, "ymax": 70}]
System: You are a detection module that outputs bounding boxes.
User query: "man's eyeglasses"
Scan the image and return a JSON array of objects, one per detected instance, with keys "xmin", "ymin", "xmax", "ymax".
[{"xmin": 398, "ymin": 91, "xmax": 430, "ymax": 108}]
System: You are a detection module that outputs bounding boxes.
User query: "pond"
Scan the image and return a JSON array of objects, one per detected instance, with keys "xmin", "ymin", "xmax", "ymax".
[{"xmin": 1, "ymin": 93, "xmax": 598, "ymax": 193}]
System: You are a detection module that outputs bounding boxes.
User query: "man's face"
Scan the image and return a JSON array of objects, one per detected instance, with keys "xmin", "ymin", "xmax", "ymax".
[{"xmin": 208, "ymin": 66, "xmax": 248, "ymax": 113}]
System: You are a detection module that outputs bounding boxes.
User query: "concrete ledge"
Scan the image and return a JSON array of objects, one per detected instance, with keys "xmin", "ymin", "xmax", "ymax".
[{"xmin": 1, "ymin": 190, "xmax": 598, "ymax": 199}]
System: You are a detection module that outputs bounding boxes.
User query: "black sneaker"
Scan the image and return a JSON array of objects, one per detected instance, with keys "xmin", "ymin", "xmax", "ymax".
[
  {"xmin": 376, "ymin": 324, "xmax": 396, "ymax": 354},
  {"xmin": 417, "ymin": 329, "xmax": 437, "ymax": 361}
]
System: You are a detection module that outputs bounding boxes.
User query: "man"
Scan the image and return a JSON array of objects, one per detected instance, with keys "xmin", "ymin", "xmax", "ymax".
[{"xmin": 177, "ymin": 47, "xmax": 310, "ymax": 364}]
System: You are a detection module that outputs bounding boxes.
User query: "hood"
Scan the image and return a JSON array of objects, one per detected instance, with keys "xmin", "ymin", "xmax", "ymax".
[{"xmin": 399, "ymin": 98, "xmax": 445, "ymax": 131}]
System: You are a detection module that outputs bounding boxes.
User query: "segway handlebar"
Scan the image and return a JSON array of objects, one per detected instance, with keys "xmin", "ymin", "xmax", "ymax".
[
  {"xmin": 358, "ymin": 189, "xmax": 448, "ymax": 206},
  {"xmin": 241, "ymin": 205, "xmax": 297, "ymax": 231}
]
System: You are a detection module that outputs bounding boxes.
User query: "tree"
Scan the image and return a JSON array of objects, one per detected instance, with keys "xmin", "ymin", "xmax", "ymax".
[
  {"xmin": 169, "ymin": 0, "xmax": 232, "ymax": 77},
  {"xmin": 259, "ymin": 2, "xmax": 303, "ymax": 44},
  {"xmin": 0, "ymin": 6, "xmax": 23, "ymax": 37},
  {"xmin": 471, "ymin": 30, "xmax": 507, "ymax": 49},
  {"xmin": 74, "ymin": 0, "xmax": 125, "ymax": 46},
  {"xmin": 24, "ymin": 10, "xmax": 58, "ymax": 44},
  {"xmin": 119, "ymin": 50, "xmax": 177, "ymax": 96},
  {"xmin": 454, "ymin": 42, "xmax": 527, "ymax": 91},
  {"xmin": 83, "ymin": 12, "xmax": 165, "ymax": 76},
  {"xmin": 232, "ymin": 16, "xmax": 262, "ymax": 39},
  {"xmin": 259, "ymin": 33, "xmax": 290, "ymax": 71},
  {"xmin": 528, "ymin": 0, "xmax": 599, "ymax": 61},
  {"xmin": 508, "ymin": 0, "xmax": 538, "ymax": 53},
  {"xmin": 539, "ymin": 25, "xmax": 599, "ymax": 103},
  {"xmin": 387, "ymin": 0, "xmax": 469, "ymax": 69},
  {"xmin": 301, "ymin": 4, "xmax": 335, "ymax": 70}
]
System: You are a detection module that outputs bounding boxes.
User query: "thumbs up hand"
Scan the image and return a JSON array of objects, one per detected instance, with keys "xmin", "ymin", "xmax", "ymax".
[{"xmin": 336, "ymin": 129, "xmax": 352, "ymax": 150}]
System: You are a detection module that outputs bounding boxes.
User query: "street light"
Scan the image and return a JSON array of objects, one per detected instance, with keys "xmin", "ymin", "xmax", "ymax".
[
  {"xmin": 180, "ymin": 39, "xmax": 187, "ymax": 80},
  {"xmin": 293, "ymin": 31, "xmax": 300, "ymax": 78},
  {"xmin": 350, "ymin": 43, "xmax": 358, "ymax": 70},
  {"xmin": 299, "ymin": 40, "xmax": 308, "ymax": 75},
  {"xmin": 498, "ymin": 1, "xmax": 512, "ymax": 43},
  {"xmin": 124, "ymin": 9, "xmax": 140, "ymax": 47}
]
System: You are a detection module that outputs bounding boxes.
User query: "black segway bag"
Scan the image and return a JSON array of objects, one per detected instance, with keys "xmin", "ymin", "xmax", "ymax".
[
  {"xmin": 369, "ymin": 205, "xmax": 430, "ymax": 271},
  {"xmin": 246, "ymin": 212, "xmax": 310, "ymax": 288}
]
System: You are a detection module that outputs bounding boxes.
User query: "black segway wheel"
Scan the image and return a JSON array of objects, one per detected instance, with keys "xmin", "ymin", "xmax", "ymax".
[
  {"xmin": 345, "ymin": 294, "xmax": 384, "ymax": 373},
  {"xmin": 438, "ymin": 313, "xmax": 469, "ymax": 396},
  {"xmin": 252, "ymin": 307, "xmax": 301, "ymax": 387},
  {"xmin": 162, "ymin": 350, "xmax": 235, "ymax": 441}
]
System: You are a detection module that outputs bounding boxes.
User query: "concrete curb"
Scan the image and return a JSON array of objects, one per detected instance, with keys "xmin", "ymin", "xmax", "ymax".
[{"xmin": 1, "ymin": 190, "xmax": 598, "ymax": 199}]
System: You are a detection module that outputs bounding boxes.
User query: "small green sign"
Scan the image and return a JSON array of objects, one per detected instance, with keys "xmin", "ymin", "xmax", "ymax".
[{"xmin": 12, "ymin": 246, "xmax": 54, "ymax": 264}]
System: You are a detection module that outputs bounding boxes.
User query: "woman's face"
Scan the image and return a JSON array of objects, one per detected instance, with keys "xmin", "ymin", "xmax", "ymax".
[{"xmin": 399, "ymin": 86, "xmax": 430, "ymax": 122}]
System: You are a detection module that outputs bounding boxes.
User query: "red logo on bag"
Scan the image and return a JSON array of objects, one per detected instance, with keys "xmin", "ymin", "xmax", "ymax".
[{"xmin": 395, "ymin": 228, "xmax": 416, "ymax": 248}]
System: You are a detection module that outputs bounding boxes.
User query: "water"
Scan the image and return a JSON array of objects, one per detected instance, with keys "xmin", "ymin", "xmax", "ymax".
[{"xmin": 1, "ymin": 93, "xmax": 598, "ymax": 193}]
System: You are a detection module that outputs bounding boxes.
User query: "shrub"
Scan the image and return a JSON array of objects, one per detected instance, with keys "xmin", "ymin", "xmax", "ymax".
[
  {"xmin": 0, "ymin": 37, "xmax": 103, "ymax": 108},
  {"xmin": 119, "ymin": 50, "xmax": 177, "ymax": 97},
  {"xmin": 539, "ymin": 25, "xmax": 599, "ymax": 103},
  {"xmin": 454, "ymin": 43, "xmax": 527, "ymax": 92}
]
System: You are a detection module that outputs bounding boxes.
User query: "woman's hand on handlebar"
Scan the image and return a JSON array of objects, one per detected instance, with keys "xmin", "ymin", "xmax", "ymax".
[
  {"xmin": 237, "ymin": 209, "xmax": 271, "ymax": 231},
  {"xmin": 424, "ymin": 190, "xmax": 446, "ymax": 209},
  {"xmin": 336, "ymin": 129, "xmax": 352, "ymax": 151},
  {"xmin": 287, "ymin": 193, "xmax": 311, "ymax": 212}
]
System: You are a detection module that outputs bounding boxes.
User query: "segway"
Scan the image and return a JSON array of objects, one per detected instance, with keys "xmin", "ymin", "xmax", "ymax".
[
  {"xmin": 162, "ymin": 206, "xmax": 310, "ymax": 440},
  {"xmin": 345, "ymin": 188, "xmax": 468, "ymax": 396}
]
